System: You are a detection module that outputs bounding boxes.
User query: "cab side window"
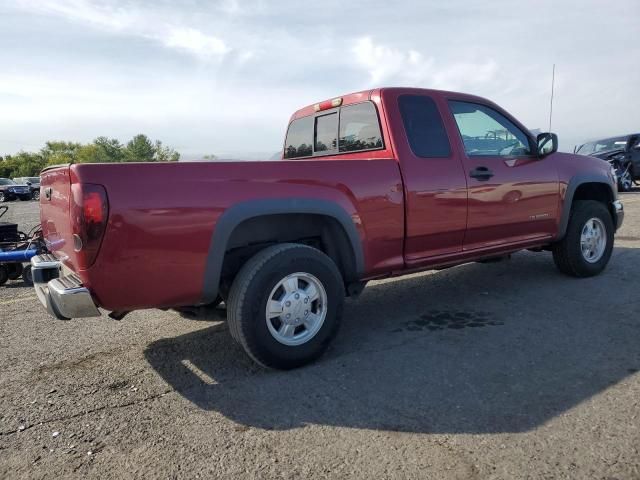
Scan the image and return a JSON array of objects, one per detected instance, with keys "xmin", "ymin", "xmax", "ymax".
[
  {"xmin": 449, "ymin": 101, "xmax": 532, "ymax": 157},
  {"xmin": 398, "ymin": 95, "xmax": 451, "ymax": 158}
]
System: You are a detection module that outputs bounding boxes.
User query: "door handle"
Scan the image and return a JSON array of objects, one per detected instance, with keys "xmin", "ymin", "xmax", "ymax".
[{"xmin": 469, "ymin": 166, "xmax": 494, "ymax": 180}]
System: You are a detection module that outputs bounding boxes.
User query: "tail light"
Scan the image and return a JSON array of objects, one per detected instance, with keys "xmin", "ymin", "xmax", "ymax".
[{"xmin": 70, "ymin": 183, "xmax": 109, "ymax": 269}]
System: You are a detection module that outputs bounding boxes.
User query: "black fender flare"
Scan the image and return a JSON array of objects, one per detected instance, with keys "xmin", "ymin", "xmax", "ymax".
[
  {"xmin": 201, "ymin": 198, "xmax": 365, "ymax": 304},
  {"xmin": 556, "ymin": 174, "xmax": 616, "ymax": 240}
]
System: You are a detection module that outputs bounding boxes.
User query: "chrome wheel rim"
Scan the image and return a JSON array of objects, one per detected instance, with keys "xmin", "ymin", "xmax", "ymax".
[
  {"xmin": 580, "ymin": 217, "xmax": 607, "ymax": 263},
  {"xmin": 265, "ymin": 272, "xmax": 327, "ymax": 346}
]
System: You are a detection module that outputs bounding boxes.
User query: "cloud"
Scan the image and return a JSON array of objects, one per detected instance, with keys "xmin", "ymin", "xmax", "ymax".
[
  {"xmin": 1, "ymin": 0, "xmax": 639, "ymax": 155},
  {"xmin": 164, "ymin": 27, "xmax": 230, "ymax": 59},
  {"xmin": 14, "ymin": 0, "xmax": 136, "ymax": 33},
  {"xmin": 351, "ymin": 37, "xmax": 433, "ymax": 85},
  {"xmin": 12, "ymin": 0, "xmax": 230, "ymax": 61},
  {"xmin": 351, "ymin": 37, "xmax": 429, "ymax": 85},
  {"xmin": 351, "ymin": 36, "xmax": 497, "ymax": 91}
]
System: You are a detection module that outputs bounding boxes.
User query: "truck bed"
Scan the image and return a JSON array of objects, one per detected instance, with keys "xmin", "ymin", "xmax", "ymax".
[{"xmin": 40, "ymin": 160, "xmax": 404, "ymax": 311}]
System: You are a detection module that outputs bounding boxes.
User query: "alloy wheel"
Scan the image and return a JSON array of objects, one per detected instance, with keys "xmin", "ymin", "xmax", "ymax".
[
  {"xmin": 265, "ymin": 272, "xmax": 328, "ymax": 346},
  {"xmin": 580, "ymin": 217, "xmax": 607, "ymax": 263}
]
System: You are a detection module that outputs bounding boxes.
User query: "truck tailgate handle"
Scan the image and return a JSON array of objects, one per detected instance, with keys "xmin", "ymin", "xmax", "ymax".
[{"xmin": 469, "ymin": 166, "xmax": 494, "ymax": 180}]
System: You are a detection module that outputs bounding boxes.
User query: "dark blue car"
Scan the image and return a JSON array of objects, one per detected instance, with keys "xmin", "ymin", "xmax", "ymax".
[
  {"xmin": 576, "ymin": 134, "xmax": 640, "ymax": 191},
  {"xmin": 0, "ymin": 178, "xmax": 32, "ymax": 202}
]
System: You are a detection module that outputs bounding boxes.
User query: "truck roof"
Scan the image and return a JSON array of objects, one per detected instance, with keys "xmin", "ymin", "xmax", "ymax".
[
  {"xmin": 290, "ymin": 89, "xmax": 376, "ymax": 121},
  {"xmin": 289, "ymin": 87, "xmax": 498, "ymax": 121}
]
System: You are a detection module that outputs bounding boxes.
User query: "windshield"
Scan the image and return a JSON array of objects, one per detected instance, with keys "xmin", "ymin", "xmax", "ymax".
[
  {"xmin": 0, "ymin": 179, "xmax": 16, "ymax": 186},
  {"xmin": 577, "ymin": 136, "xmax": 628, "ymax": 155}
]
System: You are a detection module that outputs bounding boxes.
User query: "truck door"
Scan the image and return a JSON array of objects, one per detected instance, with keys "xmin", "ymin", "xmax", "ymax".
[
  {"xmin": 385, "ymin": 91, "xmax": 468, "ymax": 265},
  {"xmin": 445, "ymin": 99, "xmax": 560, "ymax": 250}
]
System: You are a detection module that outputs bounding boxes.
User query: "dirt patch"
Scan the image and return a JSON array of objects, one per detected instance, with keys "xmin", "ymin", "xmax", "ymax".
[{"xmin": 393, "ymin": 310, "xmax": 503, "ymax": 332}]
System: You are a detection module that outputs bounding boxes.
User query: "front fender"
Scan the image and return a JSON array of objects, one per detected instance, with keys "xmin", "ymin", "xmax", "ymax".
[{"xmin": 556, "ymin": 173, "xmax": 617, "ymax": 240}]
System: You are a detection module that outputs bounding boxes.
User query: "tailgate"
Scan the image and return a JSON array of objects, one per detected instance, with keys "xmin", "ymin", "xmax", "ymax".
[{"xmin": 39, "ymin": 165, "xmax": 77, "ymax": 271}]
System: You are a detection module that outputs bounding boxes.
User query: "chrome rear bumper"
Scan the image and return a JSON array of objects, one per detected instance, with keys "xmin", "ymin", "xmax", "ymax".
[{"xmin": 31, "ymin": 254, "xmax": 101, "ymax": 320}]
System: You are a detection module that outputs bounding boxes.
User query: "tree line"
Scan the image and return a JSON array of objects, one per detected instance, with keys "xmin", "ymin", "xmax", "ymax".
[{"xmin": 0, "ymin": 134, "xmax": 180, "ymax": 178}]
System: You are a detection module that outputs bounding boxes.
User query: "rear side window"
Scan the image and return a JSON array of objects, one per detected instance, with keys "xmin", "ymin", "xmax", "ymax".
[
  {"xmin": 284, "ymin": 116, "xmax": 313, "ymax": 158},
  {"xmin": 398, "ymin": 95, "xmax": 451, "ymax": 158},
  {"xmin": 339, "ymin": 103, "xmax": 383, "ymax": 152},
  {"xmin": 315, "ymin": 113, "xmax": 338, "ymax": 152}
]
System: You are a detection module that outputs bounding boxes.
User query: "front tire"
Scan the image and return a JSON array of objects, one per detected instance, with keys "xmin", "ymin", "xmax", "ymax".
[
  {"xmin": 552, "ymin": 200, "xmax": 614, "ymax": 277},
  {"xmin": 227, "ymin": 243, "xmax": 344, "ymax": 369},
  {"xmin": 0, "ymin": 192, "xmax": 5, "ymax": 203}
]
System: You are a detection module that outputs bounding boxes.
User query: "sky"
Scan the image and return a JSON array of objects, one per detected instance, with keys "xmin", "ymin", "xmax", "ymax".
[{"xmin": 0, "ymin": 0, "xmax": 638, "ymax": 159}]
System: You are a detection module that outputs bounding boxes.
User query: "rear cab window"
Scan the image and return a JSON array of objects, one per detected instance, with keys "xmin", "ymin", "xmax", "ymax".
[
  {"xmin": 339, "ymin": 103, "xmax": 383, "ymax": 152},
  {"xmin": 284, "ymin": 116, "xmax": 313, "ymax": 159},
  {"xmin": 283, "ymin": 101, "xmax": 383, "ymax": 159},
  {"xmin": 314, "ymin": 113, "xmax": 338, "ymax": 153}
]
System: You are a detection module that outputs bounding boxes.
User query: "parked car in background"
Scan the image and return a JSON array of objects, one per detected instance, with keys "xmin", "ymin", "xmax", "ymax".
[
  {"xmin": 576, "ymin": 134, "xmax": 640, "ymax": 191},
  {"xmin": 32, "ymin": 87, "xmax": 623, "ymax": 369},
  {"xmin": 0, "ymin": 178, "xmax": 32, "ymax": 202},
  {"xmin": 13, "ymin": 177, "xmax": 41, "ymax": 200}
]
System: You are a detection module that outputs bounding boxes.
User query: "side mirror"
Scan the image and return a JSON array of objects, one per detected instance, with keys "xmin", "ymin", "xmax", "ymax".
[
  {"xmin": 25, "ymin": 181, "xmax": 32, "ymax": 186},
  {"xmin": 537, "ymin": 132, "xmax": 558, "ymax": 156}
]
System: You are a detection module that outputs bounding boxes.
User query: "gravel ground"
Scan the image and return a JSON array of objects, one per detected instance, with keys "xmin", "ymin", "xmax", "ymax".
[{"xmin": 0, "ymin": 194, "xmax": 639, "ymax": 479}]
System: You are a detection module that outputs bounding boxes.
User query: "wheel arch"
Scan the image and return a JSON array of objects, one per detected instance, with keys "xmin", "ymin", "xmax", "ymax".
[
  {"xmin": 201, "ymin": 199, "xmax": 364, "ymax": 304},
  {"xmin": 557, "ymin": 174, "xmax": 616, "ymax": 240}
]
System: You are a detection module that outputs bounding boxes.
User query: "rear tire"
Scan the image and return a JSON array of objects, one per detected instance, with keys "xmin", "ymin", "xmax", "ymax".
[
  {"xmin": 227, "ymin": 243, "xmax": 344, "ymax": 369},
  {"xmin": 7, "ymin": 263, "xmax": 23, "ymax": 280},
  {"xmin": 0, "ymin": 266, "xmax": 8, "ymax": 285},
  {"xmin": 552, "ymin": 200, "xmax": 614, "ymax": 277},
  {"xmin": 32, "ymin": 190, "xmax": 40, "ymax": 201}
]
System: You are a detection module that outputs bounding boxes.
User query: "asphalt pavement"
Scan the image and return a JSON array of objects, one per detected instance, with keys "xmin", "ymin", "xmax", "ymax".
[{"xmin": 1, "ymin": 194, "xmax": 639, "ymax": 479}]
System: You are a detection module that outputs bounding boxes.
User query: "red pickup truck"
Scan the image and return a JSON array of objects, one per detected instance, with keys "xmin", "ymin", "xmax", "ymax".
[{"xmin": 32, "ymin": 87, "xmax": 623, "ymax": 369}]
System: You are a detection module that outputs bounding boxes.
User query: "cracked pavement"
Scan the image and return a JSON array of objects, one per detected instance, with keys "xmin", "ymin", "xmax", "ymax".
[{"xmin": 1, "ymin": 195, "xmax": 639, "ymax": 479}]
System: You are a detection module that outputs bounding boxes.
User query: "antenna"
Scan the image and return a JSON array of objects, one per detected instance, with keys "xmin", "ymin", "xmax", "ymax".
[{"xmin": 548, "ymin": 64, "xmax": 555, "ymax": 132}]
